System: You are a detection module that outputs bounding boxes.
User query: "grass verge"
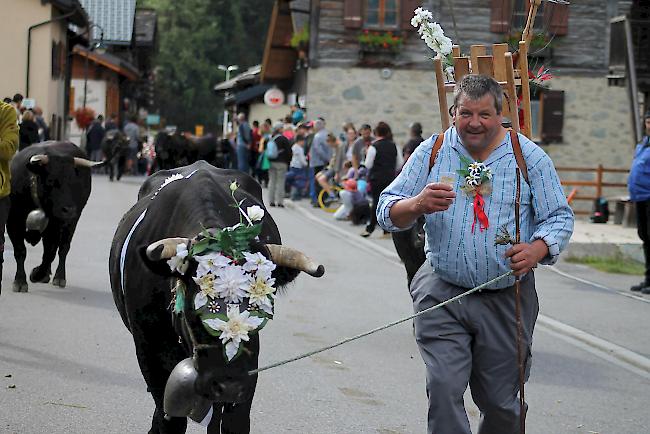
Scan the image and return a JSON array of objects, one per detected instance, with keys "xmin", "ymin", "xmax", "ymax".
[{"xmin": 565, "ymin": 255, "xmax": 645, "ymax": 275}]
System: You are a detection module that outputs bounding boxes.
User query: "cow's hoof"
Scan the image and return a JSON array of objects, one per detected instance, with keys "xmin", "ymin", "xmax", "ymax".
[
  {"xmin": 12, "ymin": 282, "xmax": 28, "ymax": 293},
  {"xmin": 29, "ymin": 267, "xmax": 51, "ymax": 284},
  {"xmin": 52, "ymin": 277, "xmax": 66, "ymax": 288}
]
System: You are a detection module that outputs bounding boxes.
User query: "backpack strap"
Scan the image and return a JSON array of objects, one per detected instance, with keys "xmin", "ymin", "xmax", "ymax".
[
  {"xmin": 509, "ymin": 130, "xmax": 529, "ymax": 184},
  {"xmin": 428, "ymin": 132, "xmax": 446, "ymax": 171}
]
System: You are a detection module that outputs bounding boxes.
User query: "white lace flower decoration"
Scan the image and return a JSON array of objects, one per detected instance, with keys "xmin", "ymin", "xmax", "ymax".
[
  {"xmin": 167, "ymin": 243, "xmax": 189, "ymax": 274},
  {"xmin": 247, "ymin": 274, "xmax": 277, "ymax": 315},
  {"xmin": 203, "ymin": 305, "xmax": 265, "ymax": 361},
  {"xmin": 466, "ymin": 176, "xmax": 480, "ymax": 187},
  {"xmin": 246, "ymin": 205, "xmax": 265, "ymax": 222},
  {"xmin": 214, "ymin": 265, "xmax": 249, "ymax": 303}
]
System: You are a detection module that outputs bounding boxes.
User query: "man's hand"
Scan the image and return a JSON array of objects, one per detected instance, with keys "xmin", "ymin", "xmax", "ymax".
[
  {"xmin": 505, "ymin": 240, "xmax": 549, "ymax": 276},
  {"xmin": 413, "ymin": 183, "xmax": 456, "ymax": 214}
]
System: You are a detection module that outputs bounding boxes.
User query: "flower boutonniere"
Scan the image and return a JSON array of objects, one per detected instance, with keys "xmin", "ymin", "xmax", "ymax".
[{"xmin": 456, "ymin": 155, "xmax": 493, "ymax": 233}]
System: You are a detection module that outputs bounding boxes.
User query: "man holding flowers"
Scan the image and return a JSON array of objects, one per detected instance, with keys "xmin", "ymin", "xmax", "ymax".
[{"xmin": 377, "ymin": 74, "xmax": 574, "ymax": 434}]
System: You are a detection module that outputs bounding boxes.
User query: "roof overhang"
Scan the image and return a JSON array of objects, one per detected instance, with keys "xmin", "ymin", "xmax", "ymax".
[
  {"xmin": 260, "ymin": 0, "xmax": 297, "ymax": 83},
  {"xmin": 72, "ymin": 45, "xmax": 139, "ymax": 80},
  {"xmin": 213, "ymin": 65, "xmax": 262, "ymax": 92},
  {"xmin": 44, "ymin": 0, "xmax": 88, "ymax": 27}
]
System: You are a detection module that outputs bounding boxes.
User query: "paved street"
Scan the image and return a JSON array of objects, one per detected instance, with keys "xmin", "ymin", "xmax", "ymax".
[{"xmin": 1, "ymin": 174, "xmax": 649, "ymax": 434}]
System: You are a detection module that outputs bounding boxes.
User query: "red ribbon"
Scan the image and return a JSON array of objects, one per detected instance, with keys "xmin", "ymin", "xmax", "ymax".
[{"xmin": 471, "ymin": 193, "xmax": 489, "ymax": 233}]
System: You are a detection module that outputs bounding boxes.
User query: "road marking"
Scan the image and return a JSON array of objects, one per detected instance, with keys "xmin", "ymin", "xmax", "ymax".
[
  {"xmin": 289, "ymin": 202, "xmax": 650, "ymax": 379},
  {"xmin": 542, "ymin": 265, "xmax": 650, "ymax": 304}
]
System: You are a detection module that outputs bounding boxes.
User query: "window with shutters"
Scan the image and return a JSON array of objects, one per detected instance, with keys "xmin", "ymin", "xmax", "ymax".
[
  {"xmin": 490, "ymin": 0, "xmax": 568, "ymax": 36},
  {"xmin": 364, "ymin": 0, "xmax": 399, "ymax": 29}
]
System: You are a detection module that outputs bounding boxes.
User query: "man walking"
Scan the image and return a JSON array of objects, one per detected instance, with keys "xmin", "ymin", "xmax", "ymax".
[
  {"xmin": 86, "ymin": 115, "xmax": 105, "ymax": 162},
  {"xmin": 377, "ymin": 75, "xmax": 574, "ymax": 434},
  {"xmin": 629, "ymin": 112, "xmax": 650, "ymax": 294},
  {"xmin": 0, "ymin": 100, "xmax": 19, "ymax": 294}
]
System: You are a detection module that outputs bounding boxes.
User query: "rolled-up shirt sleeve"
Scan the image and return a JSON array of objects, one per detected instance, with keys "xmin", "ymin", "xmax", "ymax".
[
  {"xmin": 527, "ymin": 152, "xmax": 574, "ymax": 265},
  {"xmin": 377, "ymin": 135, "xmax": 434, "ymax": 232}
]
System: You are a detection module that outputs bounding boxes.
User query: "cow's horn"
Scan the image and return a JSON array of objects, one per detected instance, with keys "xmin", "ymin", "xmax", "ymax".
[
  {"xmin": 266, "ymin": 245, "xmax": 325, "ymax": 277},
  {"xmin": 73, "ymin": 157, "xmax": 104, "ymax": 168},
  {"xmin": 146, "ymin": 238, "xmax": 191, "ymax": 261},
  {"xmin": 29, "ymin": 155, "xmax": 49, "ymax": 165}
]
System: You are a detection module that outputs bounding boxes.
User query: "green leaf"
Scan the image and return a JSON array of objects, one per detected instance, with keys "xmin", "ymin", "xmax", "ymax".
[{"xmin": 458, "ymin": 154, "xmax": 474, "ymax": 166}]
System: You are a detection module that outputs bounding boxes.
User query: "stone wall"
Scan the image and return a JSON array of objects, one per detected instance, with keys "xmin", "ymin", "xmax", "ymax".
[{"xmin": 306, "ymin": 67, "xmax": 635, "ymax": 215}]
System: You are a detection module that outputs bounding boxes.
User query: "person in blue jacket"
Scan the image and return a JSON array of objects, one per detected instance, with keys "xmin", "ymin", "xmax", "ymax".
[{"xmin": 628, "ymin": 112, "xmax": 650, "ymax": 294}]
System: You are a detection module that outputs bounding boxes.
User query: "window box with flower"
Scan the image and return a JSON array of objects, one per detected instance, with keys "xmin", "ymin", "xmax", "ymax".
[{"xmin": 358, "ymin": 30, "xmax": 404, "ymax": 54}]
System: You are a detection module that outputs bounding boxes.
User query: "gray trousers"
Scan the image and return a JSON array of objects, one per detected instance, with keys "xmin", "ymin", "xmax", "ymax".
[
  {"xmin": 268, "ymin": 161, "xmax": 288, "ymax": 205},
  {"xmin": 410, "ymin": 261, "xmax": 538, "ymax": 434}
]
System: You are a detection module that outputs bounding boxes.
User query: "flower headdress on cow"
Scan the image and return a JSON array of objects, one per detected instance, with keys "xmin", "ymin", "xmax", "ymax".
[{"xmin": 167, "ymin": 181, "xmax": 277, "ymax": 362}]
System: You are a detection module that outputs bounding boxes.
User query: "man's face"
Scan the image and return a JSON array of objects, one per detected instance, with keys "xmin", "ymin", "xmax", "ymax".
[
  {"xmin": 454, "ymin": 93, "xmax": 503, "ymax": 152},
  {"xmin": 361, "ymin": 128, "xmax": 371, "ymax": 139},
  {"xmin": 645, "ymin": 117, "xmax": 650, "ymax": 135}
]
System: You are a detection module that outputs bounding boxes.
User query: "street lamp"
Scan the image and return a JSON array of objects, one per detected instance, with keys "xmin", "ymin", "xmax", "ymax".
[
  {"xmin": 83, "ymin": 23, "xmax": 106, "ymax": 109},
  {"xmin": 218, "ymin": 64, "xmax": 239, "ymax": 137}
]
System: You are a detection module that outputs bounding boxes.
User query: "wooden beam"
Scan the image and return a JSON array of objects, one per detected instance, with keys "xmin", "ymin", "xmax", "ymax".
[
  {"xmin": 470, "ymin": 45, "xmax": 486, "ymax": 73},
  {"xmin": 452, "ymin": 45, "xmax": 461, "ymax": 57},
  {"xmin": 434, "ymin": 57, "xmax": 450, "ymax": 130},
  {"xmin": 260, "ymin": 1, "xmax": 279, "ymax": 82},
  {"xmin": 492, "ymin": 43, "xmax": 509, "ymax": 82},
  {"xmin": 477, "ymin": 55, "xmax": 494, "ymax": 77},
  {"xmin": 518, "ymin": 41, "xmax": 532, "ymax": 139},
  {"xmin": 504, "ymin": 52, "xmax": 520, "ymax": 132},
  {"xmin": 454, "ymin": 57, "xmax": 470, "ymax": 82}
]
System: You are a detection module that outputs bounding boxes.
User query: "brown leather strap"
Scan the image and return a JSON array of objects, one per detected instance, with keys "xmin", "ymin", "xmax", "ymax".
[
  {"xmin": 509, "ymin": 130, "xmax": 529, "ymax": 184},
  {"xmin": 428, "ymin": 133, "xmax": 446, "ymax": 171}
]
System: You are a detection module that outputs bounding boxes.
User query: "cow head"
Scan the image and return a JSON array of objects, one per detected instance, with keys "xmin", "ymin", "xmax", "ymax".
[
  {"xmin": 143, "ymin": 210, "xmax": 324, "ymax": 422},
  {"xmin": 27, "ymin": 154, "xmax": 102, "ymax": 223}
]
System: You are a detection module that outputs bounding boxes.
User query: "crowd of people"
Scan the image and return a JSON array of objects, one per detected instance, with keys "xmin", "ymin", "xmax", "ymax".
[
  {"xmin": 226, "ymin": 109, "xmax": 426, "ymax": 238},
  {"xmin": 3, "ymin": 93, "xmax": 49, "ymax": 150}
]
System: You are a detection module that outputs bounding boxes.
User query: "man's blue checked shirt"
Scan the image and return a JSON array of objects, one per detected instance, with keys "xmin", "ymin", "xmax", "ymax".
[{"xmin": 378, "ymin": 127, "xmax": 574, "ymax": 290}]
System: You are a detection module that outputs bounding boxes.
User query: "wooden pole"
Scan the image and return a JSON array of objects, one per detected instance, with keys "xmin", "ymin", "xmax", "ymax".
[
  {"xmin": 504, "ymin": 52, "xmax": 520, "ymax": 132},
  {"xmin": 522, "ymin": 0, "xmax": 542, "ymax": 46},
  {"xmin": 514, "ymin": 167, "xmax": 526, "ymax": 434},
  {"xmin": 518, "ymin": 41, "xmax": 532, "ymax": 139},
  {"xmin": 434, "ymin": 57, "xmax": 450, "ymax": 130},
  {"xmin": 596, "ymin": 164, "xmax": 604, "ymax": 198}
]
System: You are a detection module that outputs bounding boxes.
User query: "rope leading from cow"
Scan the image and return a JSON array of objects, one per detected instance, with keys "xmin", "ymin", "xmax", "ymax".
[{"xmin": 249, "ymin": 270, "xmax": 514, "ymax": 376}]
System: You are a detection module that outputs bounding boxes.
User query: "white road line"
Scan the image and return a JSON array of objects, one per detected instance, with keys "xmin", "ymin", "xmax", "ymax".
[{"xmin": 289, "ymin": 202, "xmax": 650, "ymax": 378}]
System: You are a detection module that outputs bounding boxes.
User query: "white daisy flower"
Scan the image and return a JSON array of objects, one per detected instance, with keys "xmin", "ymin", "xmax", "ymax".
[
  {"xmin": 203, "ymin": 305, "xmax": 265, "ymax": 361},
  {"xmin": 196, "ymin": 252, "xmax": 231, "ymax": 277},
  {"xmin": 167, "ymin": 243, "xmax": 189, "ymax": 274},
  {"xmin": 214, "ymin": 265, "xmax": 249, "ymax": 303}
]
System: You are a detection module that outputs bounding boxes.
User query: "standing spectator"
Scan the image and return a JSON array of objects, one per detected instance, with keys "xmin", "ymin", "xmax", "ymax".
[
  {"xmin": 287, "ymin": 134, "xmax": 308, "ymax": 200},
  {"xmin": 402, "ymin": 122, "xmax": 425, "ymax": 163},
  {"xmin": 344, "ymin": 125, "xmax": 358, "ymax": 162},
  {"xmin": 250, "ymin": 120, "xmax": 261, "ymax": 177},
  {"xmin": 32, "ymin": 107, "xmax": 49, "ymax": 141},
  {"xmin": 0, "ymin": 100, "xmax": 19, "ymax": 293},
  {"xmin": 282, "ymin": 116, "xmax": 295, "ymax": 141},
  {"xmin": 18, "ymin": 110, "xmax": 40, "ymax": 150},
  {"xmin": 361, "ymin": 121, "xmax": 402, "ymax": 237},
  {"xmin": 86, "ymin": 115, "xmax": 105, "ymax": 162},
  {"xmin": 629, "ymin": 112, "xmax": 650, "ymax": 294},
  {"xmin": 351, "ymin": 124, "xmax": 374, "ymax": 171},
  {"xmin": 11, "ymin": 93, "xmax": 23, "ymax": 118},
  {"xmin": 236, "ymin": 113, "xmax": 252, "ymax": 174},
  {"xmin": 308, "ymin": 118, "xmax": 331, "ymax": 206},
  {"xmin": 255, "ymin": 119, "xmax": 272, "ymax": 187},
  {"xmin": 105, "ymin": 113, "xmax": 118, "ymax": 131},
  {"xmin": 123, "ymin": 115, "xmax": 140, "ymax": 174},
  {"xmin": 291, "ymin": 104, "xmax": 304, "ymax": 125},
  {"xmin": 267, "ymin": 122, "xmax": 291, "ymax": 207}
]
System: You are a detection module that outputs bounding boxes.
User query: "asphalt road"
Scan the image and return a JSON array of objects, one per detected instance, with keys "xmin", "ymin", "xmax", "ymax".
[{"xmin": 1, "ymin": 174, "xmax": 649, "ymax": 434}]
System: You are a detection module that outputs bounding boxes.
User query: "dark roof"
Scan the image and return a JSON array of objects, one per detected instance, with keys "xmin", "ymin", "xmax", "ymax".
[
  {"xmin": 44, "ymin": 0, "xmax": 88, "ymax": 27},
  {"xmin": 233, "ymin": 84, "xmax": 273, "ymax": 104},
  {"xmin": 213, "ymin": 65, "xmax": 262, "ymax": 92},
  {"xmin": 78, "ymin": 0, "xmax": 136, "ymax": 45},
  {"xmin": 134, "ymin": 8, "xmax": 157, "ymax": 46}
]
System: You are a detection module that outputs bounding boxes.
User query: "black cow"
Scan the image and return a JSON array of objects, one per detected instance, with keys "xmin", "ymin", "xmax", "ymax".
[
  {"xmin": 391, "ymin": 216, "xmax": 427, "ymax": 288},
  {"xmin": 154, "ymin": 131, "xmax": 191, "ymax": 171},
  {"xmin": 7, "ymin": 141, "xmax": 102, "ymax": 292},
  {"xmin": 108, "ymin": 161, "xmax": 324, "ymax": 433},
  {"xmin": 101, "ymin": 129, "xmax": 130, "ymax": 181}
]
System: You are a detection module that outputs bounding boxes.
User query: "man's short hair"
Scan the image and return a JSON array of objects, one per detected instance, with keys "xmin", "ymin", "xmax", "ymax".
[
  {"xmin": 644, "ymin": 111, "xmax": 650, "ymax": 120},
  {"xmin": 360, "ymin": 123, "xmax": 371, "ymax": 131},
  {"xmin": 453, "ymin": 75, "xmax": 503, "ymax": 114},
  {"xmin": 13, "ymin": 93, "xmax": 24, "ymax": 103}
]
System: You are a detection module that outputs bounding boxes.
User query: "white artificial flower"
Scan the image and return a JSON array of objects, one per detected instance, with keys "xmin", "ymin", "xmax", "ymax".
[
  {"xmin": 246, "ymin": 205, "xmax": 265, "ymax": 222},
  {"xmin": 242, "ymin": 251, "xmax": 276, "ymax": 275},
  {"xmin": 214, "ymin": 265, "xmax": 249, "ymax": 303},
  {"xmin": 192, "ymin": 273, "xmax": 217, "ymax": 299},
  {"xmin": 484, "ymin": 167, "xmax": 493, "ymax": 180},
  {"xmin": 469, "ymin": 162, "xmax": 482, "ymax": 172},
  {"xmin": 436, "ymin": 34, "xmax": 453, "ymax": 55},
  {"xmin": 167, "ymin": 243, "xmax": 189, "ymax": 274},
  {"xmin": 203, "ymin": 305, "xmax": 265, "ymax": 361},
  {"xmin": 229, "ymin": 181, "xmax": 239, "ymax": 192},
  {"xmin": 411, "ymin": 7, "xmax": 433, "ymax": 28},
  {"xmin": 196, "ymin": 252, "xmax": 231, "ymax": 277},
  {"xmin": 247, "ymin": 274, "xmax": 276, "ymax": 315},
  {"xmin": 194, "ymin": 291, "xmax": 208, "ymax": 310},
  {"xmin": 466, "ymin": 176, "xmax": 480, "ymax": 187}
]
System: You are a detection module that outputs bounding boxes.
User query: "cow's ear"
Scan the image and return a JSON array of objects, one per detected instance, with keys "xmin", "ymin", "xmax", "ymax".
[{"xmin": 138, "ymin": 245, "xmax": 175, "ymax": 277}]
